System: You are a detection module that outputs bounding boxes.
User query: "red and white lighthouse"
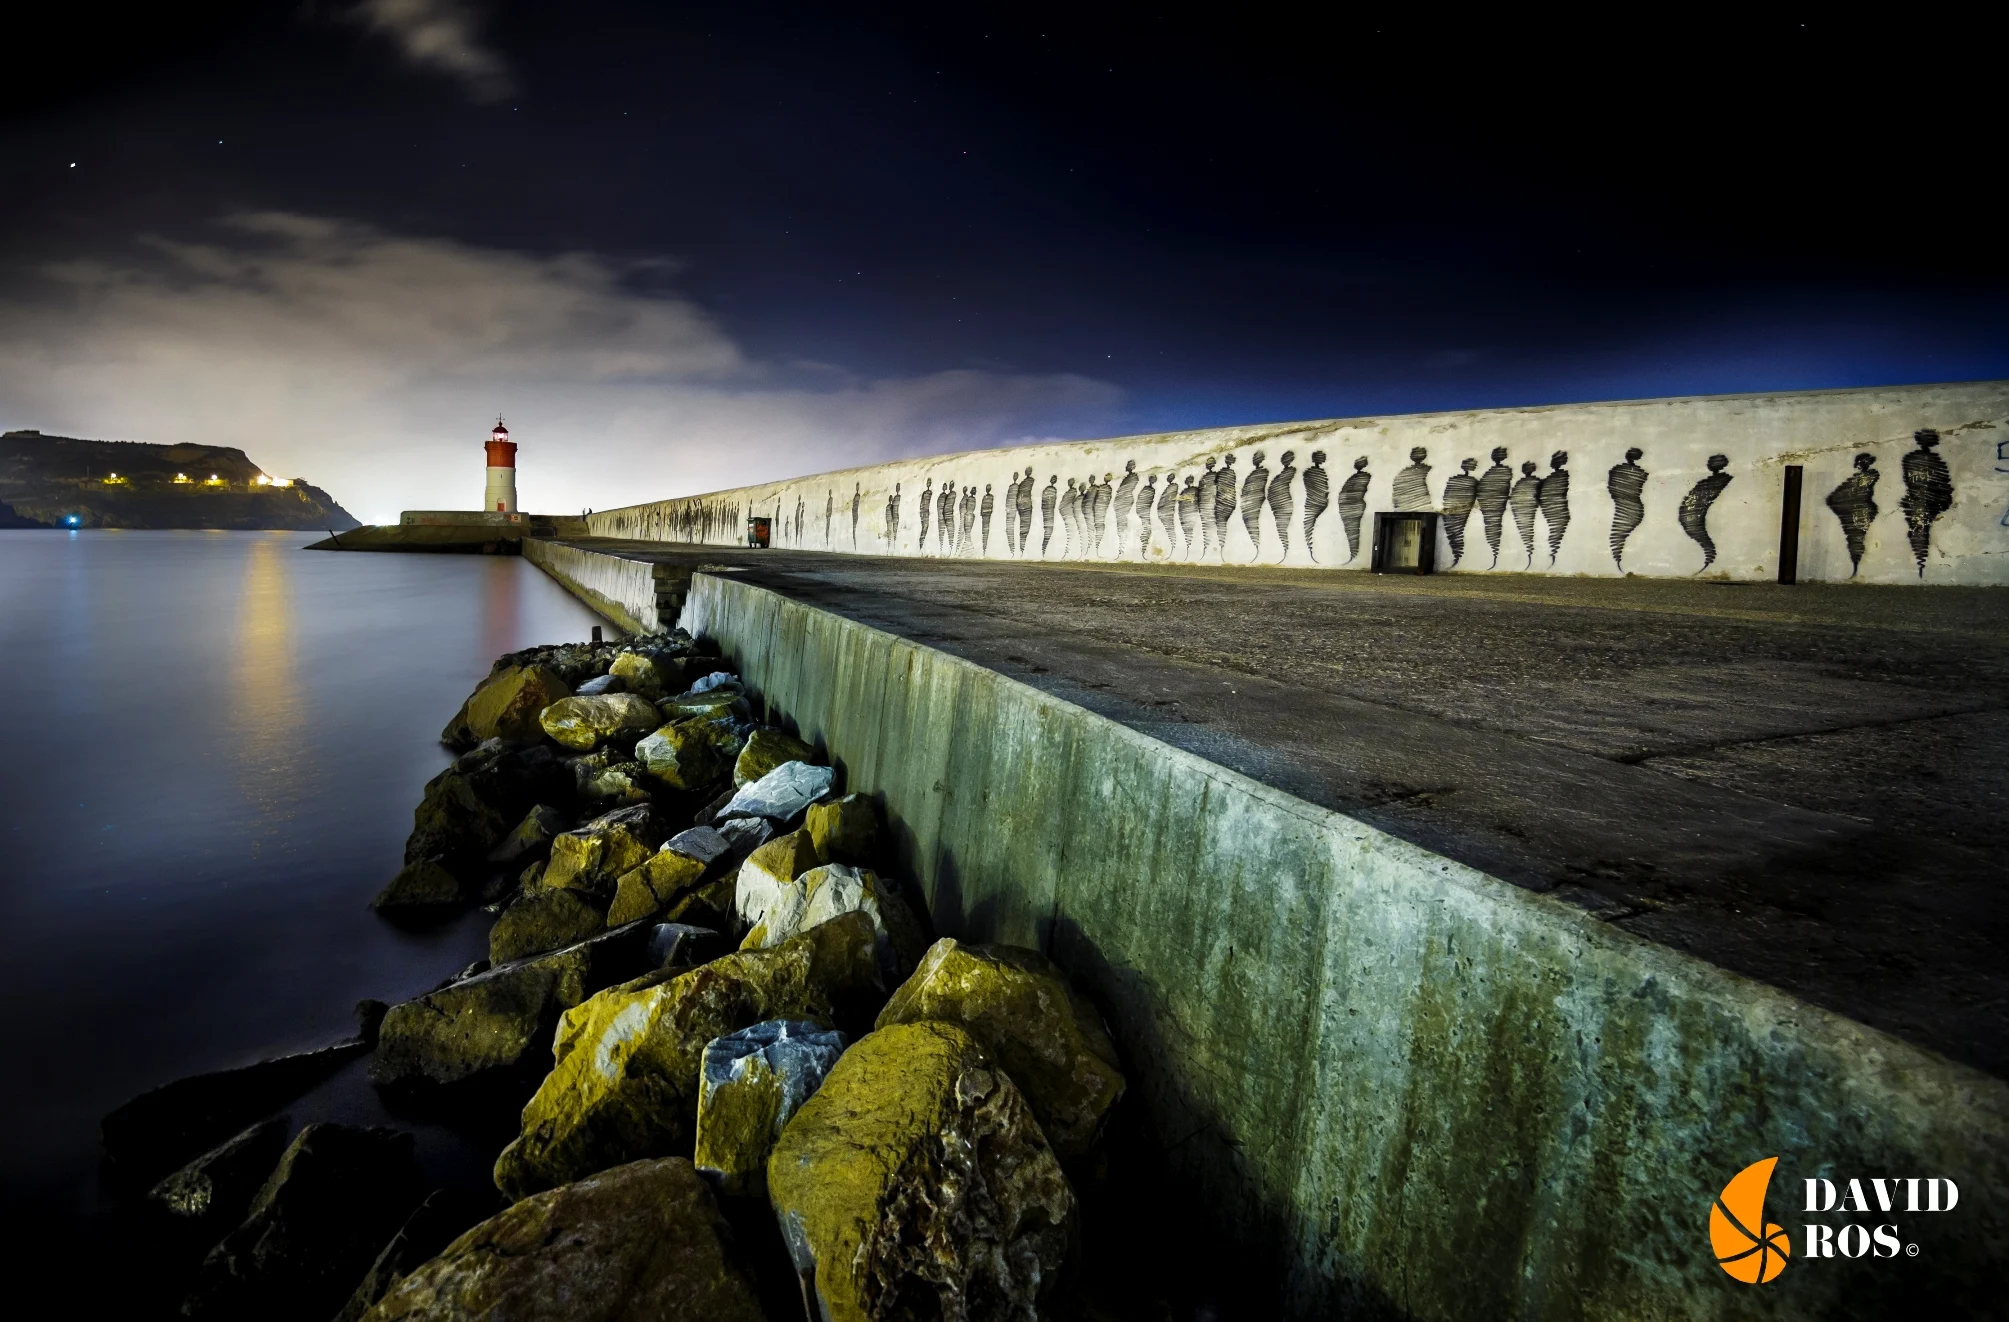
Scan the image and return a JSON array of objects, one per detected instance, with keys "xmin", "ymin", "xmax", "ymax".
[{"xmin": 484, "ymin": 418, "xmax": 518, "ymax": 513}]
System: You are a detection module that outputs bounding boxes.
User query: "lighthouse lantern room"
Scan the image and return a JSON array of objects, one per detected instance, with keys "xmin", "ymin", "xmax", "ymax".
[{"xmin": 484, "ymin": 418, "xmax": 518, "ymax": 514}]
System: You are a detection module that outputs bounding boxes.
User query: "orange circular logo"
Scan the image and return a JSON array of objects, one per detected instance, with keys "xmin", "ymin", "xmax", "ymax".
[{"xmin": 1711, "ymin": 1157, "xmax": 1791, "ymax": 1284}]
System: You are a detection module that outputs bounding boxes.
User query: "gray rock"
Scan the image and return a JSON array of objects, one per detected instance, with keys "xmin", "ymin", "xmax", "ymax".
[
  {"xmin": 717, "ymin": 760, "xmax": 836, "ymax": 825},
  {"xmin": 687, "ymin": 671, "xmax": 740, "ymax": 695},
  {"xmin": 486, "ymin": 805, "xmax": 566, "ymax": 867},
  {"xmin": 663, "ymin": 825, "xmax": 729, "ymax": 866},
  {"xmin": 714, "ymin": 815, "xmax": 773, "ymax": 857},
  {"xmin": 572, "ymin": 673, "xmax": 625, "ymax": 695},
  {"xmin": 146, "ymin": 1116, "xmax": 291, "ymax": 1231},
  {"xmin": 649, "ymin": 923, "xmax": 724, "ymax": 969},
  {"xmin": 693, "ymin": 1019, "xmax": 846, "ymax": 1197}
]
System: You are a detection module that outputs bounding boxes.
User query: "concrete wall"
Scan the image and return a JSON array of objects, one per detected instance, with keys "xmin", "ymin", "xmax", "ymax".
[
  {"xmin": 592, "ymin": 381, "xmax": 2009, "ymax": 585},
  {"xmin": 521, "ymin": 537, "xmax": 659, "ymax": 634},
  {"xmin": 677, "ymin": 567, "xmax": 2008, "ymax": 1319}
]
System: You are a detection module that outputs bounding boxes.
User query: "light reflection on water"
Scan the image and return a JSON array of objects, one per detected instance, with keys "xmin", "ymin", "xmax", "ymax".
[{"xmin": 0, "ymin": 530, "xmax": 605, "ymax": 1224}]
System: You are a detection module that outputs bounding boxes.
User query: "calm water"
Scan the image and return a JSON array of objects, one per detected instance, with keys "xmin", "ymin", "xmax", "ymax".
[{"xmin": 0, "ymin": 531, "xmax": 603, "ymax": 1228}]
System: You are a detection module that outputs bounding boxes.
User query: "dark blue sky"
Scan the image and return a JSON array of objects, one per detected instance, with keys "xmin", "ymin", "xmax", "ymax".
[{"xmin": 2, "ymin": 5, "xmax": 2001, "ymax": 516}]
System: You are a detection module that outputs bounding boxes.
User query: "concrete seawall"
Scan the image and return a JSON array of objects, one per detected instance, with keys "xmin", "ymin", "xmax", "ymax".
[
  {"xmin": 527, "ymin": 537, "xmax": 2008, "ymax": 1316},
  {"xmin": 521, "ymin": 537, "xmax": 666, "ymax": 634}
]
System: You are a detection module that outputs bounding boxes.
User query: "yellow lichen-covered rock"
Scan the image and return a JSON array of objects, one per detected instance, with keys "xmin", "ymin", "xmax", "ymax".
[
  {"xmin": 490, "ymin": 887, "xmax": 607, "ymax": 965},
  {"xmin": 542, "ymin": 805, "xmax": 668, "ymax": 900},
  {"xmin": 740, "ymin": 864, "xmax": 927, "ymax": 984},
  {"xmin": 633, "ymin": 720, "xmax": 725, "ymax": 791},
  {"xmin": 877, "ymin": 940, "xmax": 1124, "ymax": 1160},
  {"xmin": 493, "ymin": 911, "xmax": 884, "ymax": 1201},
  {"xmin": 662, "ymin": 874, "xmax": 737, "ymax": 934},
  {"xmin": 538, "ymin": 693, "xmax": 662, "ymax": 752},
  {"xmin": 607, "ymin": 849, "xmax": 707, "ymax": 927},
  {"xmin": 360, "ymin": 1157, "xmax": 763, "ymax": 1322},
  {"xmin": 461, "ymin": 665, "xmax": 573, "ymax": 746},
  {"xmin": 608, "ymin": 651, "xmax": 684, "ymax": 701},
  {"xmin": 732, "ymin": 829, "xmax": 823, "ymax": 929},
  {"xmin": 657, "ymin": 691, "xmax": 750, "ymax": 726},
  {"xmin": 805, "ymin": 794, "xmax": 880, "ymax": 867},
  {"xmin": 732, "ymin": 728, "xmax": 816, "ymax": 788},
  {"xmin": 767, "ymin": 1021, "xmax": 1075, "ymax": 1321},
  {"xmin": 373, "ymin": 857, "xmax": 466, "ymax": 911},
  {"xmin": 693, "ymin": 1019, "xmax": 846, "ymax": 1198}
]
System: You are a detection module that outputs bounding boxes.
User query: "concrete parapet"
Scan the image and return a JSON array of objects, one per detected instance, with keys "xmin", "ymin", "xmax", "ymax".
[{"xmin": 681, "ymin": 569, "xmax": 2009, "ymax": 1318}]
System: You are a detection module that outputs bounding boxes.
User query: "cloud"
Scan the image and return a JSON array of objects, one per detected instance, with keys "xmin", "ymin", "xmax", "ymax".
[
  {"xmin": 347, "ymin": 0, "xmax": 513, "ymax": 102},
  {"xmin": 0, "ymin": 215, "xmax": 1123, "ymax": 523}
]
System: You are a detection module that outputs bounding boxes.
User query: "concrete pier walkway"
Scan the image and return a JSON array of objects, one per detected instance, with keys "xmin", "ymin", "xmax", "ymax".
[{"xmin": 549, "ymin": 538, "xmax": 2009, "ymax": 1076}]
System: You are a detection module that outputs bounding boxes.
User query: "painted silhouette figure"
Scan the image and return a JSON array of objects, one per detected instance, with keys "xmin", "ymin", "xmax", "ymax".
[
  {"xmin": 1196, "ymin": 457, "xmax": 1218, "ymax": 559},
  {"xmin": 1157, "ymin": 473, "xmax": 1180, "ymax": 555},
  {"xmin": 1059, "ymin": 478, "xmax": 1081, "ymax": 556},
  {"xmin": 1509, "ymin": 462, "xmax": 1542, "ymax": 568},
  {"xmin": 851, "ymin": 483, "xmax": 861, "ymax": 548},
  {"xmin": 1002, "ymin": 471, "xmax": 1018, "ymax": 554},
  {"xmin": 1137, "ymin": 475, "xmax": 1157, "ymax": 555},
  {"xmin": 1393, "ymin": 446, "xmax": 1433, "ymax": 511},
  {"xmin": 1301, "ymin": 451, "xmax": 1330, "ymax": 562},
  {"xmin": 825, "ymin": 490, "xmax": 834, "ymax": 543},
  {"xmin": 1090, "ymin": 472, "xmax": 1114, "ymax": 556},
  {"xmin": 1901, "ymin": 429, "xmax": 1953, "ymax": 576},
  {"xmin": 1214, "ymin": 454, "xmax": 1240, "ymax": 559},
  {"xmin": 1115, "ymin": 460, "xmax": 1138, "ymax": 553},
  {"xmin": 1441, "ymin": 458, "xmax": 1479, "ymax": 566},
  {"xmin": 1016, "ymin": 471, "xmax": 1035, "ymax": 554},
  {"xmin": 1825, "ymin": 453, "xmax": 1880, "ymax": 577},
  {"xmin": 1239, "ymin": 451, "xmax": 1270, "ymax": 559},
  {"xmin": 1538, "ymin": 451, "xmax": 1571, "ymax": 565},
  {"xmin": 1040, "ymin": 475, "xmax": 1058, "ymax": 555},
  {"xmin": 960, "ymin": 485, "xmax": 977, "ymax": 553},
  {"xmin": 918, "ymin": 477, "xmax": 933, "ymax": 550},
  {"xmin": 1268, "ymin": 451, "xmax": 1297, "ymax": 560},
  {"xmin": 1607, "ymin": 448, "xmax": 1647, "ymax": 570},
  {"xmin": 981, "ymin": 483, "xmax": 995, "ymax": 554},
  {"xmin": 939, "ymin": 481, "xmax": 958, "ymax": 554},
  {"xmin": 1337, "ymin": 455, "xmax": 1371, "ymax": 563},
  {"xmin": 1476, "ymin": 447, "xmax": 1513, "ymax": 568},
  {"xmin": 1177, "ymin": 474, "xmax": 1201, "ymax": 557},
  {"xmin": 1679, "ymin": 455, "xmax": 1733, "ymax": 572}
]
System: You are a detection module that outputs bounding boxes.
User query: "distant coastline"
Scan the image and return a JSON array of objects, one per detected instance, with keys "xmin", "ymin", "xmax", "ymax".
[{"xmin": 0, "ymin": 429, "xmax": 361, "ymax": 532}]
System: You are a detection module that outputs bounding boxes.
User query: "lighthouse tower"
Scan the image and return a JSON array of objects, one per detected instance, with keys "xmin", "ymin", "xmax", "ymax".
[{"xmin": 484, "ymin": 418, "xmax": 518, "ymax": 513}]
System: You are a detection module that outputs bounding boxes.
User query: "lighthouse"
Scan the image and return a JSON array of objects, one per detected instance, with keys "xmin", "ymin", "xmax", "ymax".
[{"xmin": 484, "ymin": 418, "xmax": 518, "ymax": 513}]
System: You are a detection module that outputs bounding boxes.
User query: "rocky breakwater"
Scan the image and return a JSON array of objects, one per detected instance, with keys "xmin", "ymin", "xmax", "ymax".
[{"xmin": 99, "ymin": 625, "xmax": 1130, "ymax": 1319}]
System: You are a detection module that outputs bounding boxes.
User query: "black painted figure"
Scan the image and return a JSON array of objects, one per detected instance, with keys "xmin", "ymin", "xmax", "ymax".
[
  {"xmin": 1115, "ymin": 460, "xmax": 1138, "ymax": 552},
  {"xmin": 1441, "ymin": 458, "xmax": 1479, "ymax": 567},
  {"xmin": 796, "ymin": 494, "xmax": 806, "ymax": 544},
  {"xmin": 1607, "ymin": 447, "xmax": 1647, "ymax": 569},
  {"xmin": 1268, "ymin": 451, "xmax": 1297, "ymax": 559},
  {"xmin": 1679, "ymin": 454, "xmax": 1733, "ymax": 572},
  {"xmin": 1016, "ymin": 471, "xmax": 1035, "ymax": 554},
  {"xmin": 1002, "ymin": 471, "xmax": 1018, "ymax": 554},
  {"xmin": 1337, "ymin": 455, "xmax": 1371, "ymax": 563},
  {"xmin": 825, "ymin": 490, "xmax": 834, "ymax": 543},
  {"xmin": 1137, "ymin": 475, "xmax": 1157, "ymax": 555},
  {"xmin": 1177, "ymin": 474, "xmax": 1201, "ymax": 556},
  {"xmin": 1393, "ymin": 446, "xmax": 1433, "ymax": 511},
  {"xmin": 1301, "ymin": 450, "xmax": 1330, "ymax": 562},
  {"xmin": 1091, "ymin": 472, "xmax": 1114, "ymax": 556},
  {"xmin": 918, "ymin": 477, "xmax": 933, "ymax": 550},
  {"xmin": 939, "ymin": 481, "xmax": 957, "ymax": 555},
  {"xmin": 960, "ymin": 485, "xmax": 976, "ymax": 552},
  {"xmin": 1214, "ymin": 453, "xmax": 1240, "ymax": 560},
  {"xmin": 1063, "ymin": 478, "xmax": 1083, "ymax": 556},
  {"xmin": 1158, "ymin": 473, "xmax": 1181, "ymax": 555},
  {"xmin": 1539, "ymin": 451, "xmax": 1571, "ymax": 565},
  {"xmin": 1825, "ymin": 452, "xmax": 1879, "ymax": 577},
  {"xmin": 1476, "ymin": 447, "xmax": 1513, "ymax": 568},
  {"xmin": 1237, "ymin": 450, "xmax": 1268, "ymax": 559},
  {"xmin": 981, "ymin": 484, "xmax": 995, "ymax": 554},
  {"xmin": 1040, "ymin": 475, "xmax": 1058, "ymax": 555},
  {"xmin": 1509, "ymin": 461, "xmax": 1542, "ymax": 568},
  {"xmin": 1901, "ymin": 429, "xmax": 1953, "ymax": 576},
  {"xmin": 852, "ymin": 483, "xmax": 861, "ymax": 548},
  {"xmin": 1196, "ymin": 458, "xmax": 1218, "ymax": 559}
]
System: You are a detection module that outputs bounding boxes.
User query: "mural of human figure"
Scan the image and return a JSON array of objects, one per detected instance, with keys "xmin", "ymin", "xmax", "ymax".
[
  {"xmin": 1214, "ymin": 453, "xmax": 1240, "ymax": 560},
  {"xmin": 796, "ymin": 494, "xmax": 806, "ymax": 544},
  {"xmin": 1476, "ymin": 447, "xmax": 1513, "ymax": 568},
  {"xmin": 981, "ymin": 484, "xmax": 995, "ymax": 554},
  {"xmin": 1040, "ymin": 475, "xmax": 1058, "ymax": 555},
  {"xmin": 1158, "ymin": 473, "xmax": 1180, "ymax": 555},
  {"xmin": 1137, "ymin": 475, "xmax": 1157, "ymax": 555},
  {"xmin": 1177, "ymin": 474, "xmax": 1201, "ymax": 556},
  {"xmin": 1393, "ymin": 447, "xmax": 1433, "ymax": 511},
  {"xmin": 1825, "ymin": 452, "xmax": 1879, "ymax": 577},
  {"xmin": 1090, "ymin": 473, "xmax": 1114, "ymax": 556},
  {"xmin": 851, "ymin": 483, "xmax": 861, "ymax": 548},
  {"xmin": 1607, "ymin": 448, "xmax": 1647, "ymax": 570},
  {"xmin": 1901, "ymin": 428, "xmax": 1953, "ymax": 577},
  {"xmin": 1509, "ymin": 461, "xmax": 1542, "ymax": 568},
  {"xmin": 1337, "ymin": 455, "xmax": 1371, "ymax": 563},
  {"xmin": 1196, "ymin": 458, "xmax": 1218, "ymax": 559},
  {"xmin": 1538, "ymin": 451, "xmax": 1571, "ymax": 565},
  {"xmin": 1301, "ymin": 451, "xmax": 1330, "ymax": 562},
  {"xmin": 1016, "ymin": 471, "xmax": 1035, "ymax": 554},
  {"xmin": 1115, "ymin": 460, "xmax": 1139, "ymax": 553},
  {"xmin": 1679, "ymin": 454, "xmax": 1733, "ymax": 572},
  {"xmin": 825, "ymin": 490, "xmax": 834, "ymax": 544},
  {"xmin": 1240, "ymin": 450, "xmax": 1270, "ymax": 560},
  {"xmin": 918, "ymin": 477, "xmax": 933, "ymax": 551},
  {"xmin": 954, "ymin": 485, "xmax": 970, "ymax": 553},
  {"xmin": 1057, "ymin": 478, "xmax": 1079, "ymax": 556},
  {"xmin": 940, "ymin": 481, "xmax": 959, "ymax": 554},
  {"xmin": 1268, "ymin": 450, "xmax": 1297, "ymax": 560},
  {"xmin": 1441, "ymin": 458, "xmax": 1479, "ymax": 566}
]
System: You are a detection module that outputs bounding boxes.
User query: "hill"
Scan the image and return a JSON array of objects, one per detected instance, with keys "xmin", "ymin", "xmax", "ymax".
[{"xmin": 0, "ymin": 431, "xmax": 361, "ymax": 531}]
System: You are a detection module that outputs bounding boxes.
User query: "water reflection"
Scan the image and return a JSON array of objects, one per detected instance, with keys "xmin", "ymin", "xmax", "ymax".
[{"xmin": 231, "ymin": 536, "xmax": 307, "ymax": 852}]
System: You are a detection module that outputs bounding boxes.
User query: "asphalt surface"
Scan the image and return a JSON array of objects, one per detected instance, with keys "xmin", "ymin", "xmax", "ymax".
[{"xmin": 573, "ymin": 540, "xmax": 2009, "ymax": 1077}]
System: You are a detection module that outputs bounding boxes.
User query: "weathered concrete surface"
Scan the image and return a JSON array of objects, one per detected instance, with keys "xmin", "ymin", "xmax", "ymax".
[{"xmin": 653, "ymin": 561, "xmax": 2009, "ymax": 1319}]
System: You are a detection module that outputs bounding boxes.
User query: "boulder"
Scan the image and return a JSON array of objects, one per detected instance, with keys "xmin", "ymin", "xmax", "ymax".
[
  {"xmin": 634, "ymin": 720, "xmax": 726, "ymax": 791},
  {"xmin": 610, "ymin": 650, "xmax": 695, "ymax": 700},
  {"xmin": 693, "ymin": 1019, "xmax": 845, "ymax": 1197},
  {"xmin": 538, "ymin": 693, "xmax": 662, "ymax": 752},
  {"xmin": 489, "ymin": 887, "xmax": 607, "ymax": 965},
  {"xmin": 732, "ymin": 728, "xmax": 817, "ymax": 788},
  {"xmin": 459, "ymin": 665, "xmax": 573, "ymax": 747},
  {"xmin": 372, "ymin": 923, "xmax": 654, "ymax": 1091},
  {"xmin": 740, "ymin": 864, "xmax": 927, "ymax": 984},
  {"xmin": 607, "ymin": 848, "xmax": 706, "ymax": 927},
  {"xmin": 767, "ymin": 1021, "xmax": 1075, "ymax": 1322},
  {"xmin": 577, "ymin": 758, "xmax": 652, "ymax": 806},
  {"xmin": 805, "ymin": 793, "xmax": 881, "ymax": 867},
  {"xmin": 182, "ymin": 1123, "xmax": 424, "ymax": 1322},
  {"xmin": 662, "ymin": 825, "xmax": 731, "ymax": 867},
  {"xmin": 543, "ymin": 805, "xmax": 669, "ymax": 900},
  {"xmin": 648, "ymin": 923, "xmax": 724, "ymax": 969},
  {"xmin": 485, "ymin": 804, "xmax": 566, "ymax": 867},
  {"xmin": 373, "ymin": 857, "xmax": 467, "ymax": 911},
  {"xmin": 732, "ymin": 829, "xmax": 824, "ymax": 931},
  {"xmin": 146, "ymin": 1116, "xmax": 291, "ymax": 1236},
  {"xmin": 878, "ymin": 939, "xmax": 1126, "ymax": 1160},
  {"xmin": 401, "ymin": 743, "xmax": 570, "ymax": 879},
  {"xmin": 492, "ymin": 910, "xmax": 884, "ymax": 1200},
  {"xmin": 657, "ymin": 691, "xmax": 750, "ymax": 725},
  {"xmin": 358, "ymin": 1157, "xmax": 763, "ymax": 1322},
  {"xmin": 572, "ymin": 673, "xmax": 625, "ymax": 695},
  {"xmin": 687, "ymin": 671, "xmax": 740, "ymax": 695},
  {"xmin": 718, "ymin": 760, "xmax": 835, "ymax": 825},
  {"xmin": 333, "ymin": 1188, "xmax": 500, "ymax": 1322}
]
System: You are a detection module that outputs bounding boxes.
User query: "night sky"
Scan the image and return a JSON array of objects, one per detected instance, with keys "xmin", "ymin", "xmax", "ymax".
[{"xmin": 3, "ymin": 5, "xmax": 2001, "ymax": 522}]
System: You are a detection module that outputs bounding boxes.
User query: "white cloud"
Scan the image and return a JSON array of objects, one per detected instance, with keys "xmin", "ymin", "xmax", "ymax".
[
  {"xmin": 347, "ymin": 0, "xmax": 513, "ymax": 102},
  {"xmin": 0, "ymin": 215, "xmax": 1123, "ymax": 523}
]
